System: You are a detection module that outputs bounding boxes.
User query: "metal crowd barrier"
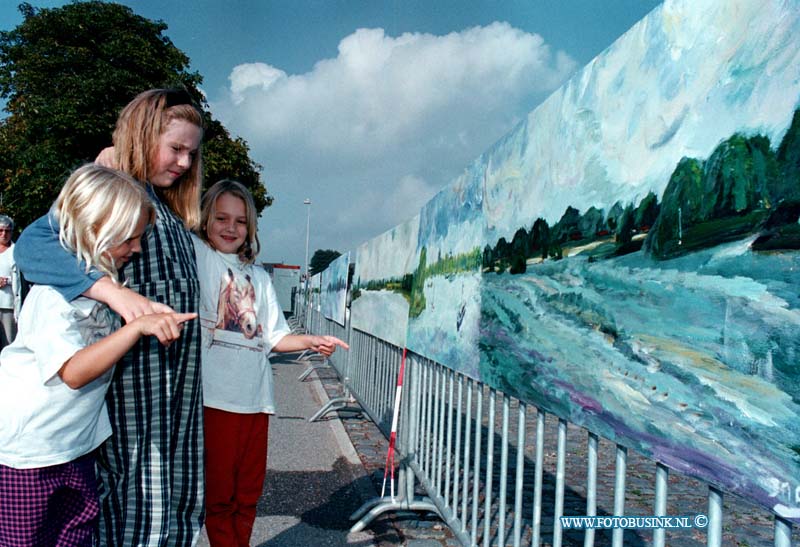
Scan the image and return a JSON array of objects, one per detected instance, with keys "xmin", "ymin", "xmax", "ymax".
[
  {"xmin": 290, "ymin": 290, "xmax": 307, "ymax": 332},
  {"xmin": 296, "ymin": 297, "xmax": 796, "ymax": 547},
  {"xmin": 293, "ymin": 290, "xmax": 327, "ymax": 380}
]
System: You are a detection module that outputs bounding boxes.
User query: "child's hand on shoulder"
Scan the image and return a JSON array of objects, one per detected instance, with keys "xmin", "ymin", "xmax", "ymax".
[
  {"xmin": 87, "ymin": 278, "xmax": 176, "ymax": 322},
  {"xmin": 310, "ymin": 335, "xmax": 349, "ymax": 356},
  {"xmin": 132, "ymin": 312, "xmax": 197, "ymax": 346},
  {"xmin": 95, "ymin": 146, "xmax": 117, "ymax": 168}
]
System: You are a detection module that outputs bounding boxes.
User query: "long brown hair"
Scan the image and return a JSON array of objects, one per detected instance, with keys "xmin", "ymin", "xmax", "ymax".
[{"xmin": 112, "ymin": 88, "xmax": 203, "ymax": 229}]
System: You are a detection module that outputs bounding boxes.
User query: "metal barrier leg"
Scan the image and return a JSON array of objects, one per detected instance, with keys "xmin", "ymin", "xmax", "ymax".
[
  {"xmin": 349, "ymin": 462, "xmax": 442, "ymax": 533},
  {"xmin": 297, "ymin": 355, "xmax": 327, "ymax": 381},
  {"xmin": 611, "ymin": 445, "xmax": 627, "ymax": 547},
  {"xmin": 308, "ymin": 386, "xmax": 361, "ymax": 422},
  {"xmin": 532, "ymin": 410, "xmax": 546, "ymax": 547},
  {"xmin": 584, "ymin": 432, "xmax": 598, "ymax": 547},
  {"xmin": 707, "ymin": 486, "xmax": 722, "ymax": 547},
  {"xmin": 653, "ymin": 463, "xmax": 668, "ymax": 547}
]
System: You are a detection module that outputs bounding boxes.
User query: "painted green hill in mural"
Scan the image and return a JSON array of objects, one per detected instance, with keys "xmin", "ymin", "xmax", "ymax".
[
  {"xmin": 483, "ymin": 107, "xmax": 800, "ymax": 269},
  {"xmin": 648, "ymin": 108, "xmax": 800, "ymax": 258}
]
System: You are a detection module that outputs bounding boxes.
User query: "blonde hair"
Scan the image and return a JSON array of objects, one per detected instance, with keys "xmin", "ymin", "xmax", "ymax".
[
  {"xmin": 54, "ymin": 164, "xmax": 156, "ymax": 281},
  {"xmin": 198, "ymin": 180, "xmax": 260, "ymax": 264},
  {"xmin": 112, "ymin": 88, "xmax": 203, "ymax": 229}
]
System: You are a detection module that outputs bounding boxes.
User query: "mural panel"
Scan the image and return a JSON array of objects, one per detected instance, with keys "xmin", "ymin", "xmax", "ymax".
[
  {"xmin": 320, "ymin": 252, "xmax": 350, "ymax": 326},
  {"xmin": 351, "ymin": 215, "xmax": 419, "ymax": 347},
  {"xmin": 405, "ymin": 161, "xmax": 485, "ymax": 378},
  {"xmin": 308, "ymin": 272, "xmax": 321, "ymax": 313}
]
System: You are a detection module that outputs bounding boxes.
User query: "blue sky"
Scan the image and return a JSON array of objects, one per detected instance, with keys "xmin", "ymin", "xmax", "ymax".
[{"xmin": 0, "ymin": 1, "xmax": 661, "ymax": 266}]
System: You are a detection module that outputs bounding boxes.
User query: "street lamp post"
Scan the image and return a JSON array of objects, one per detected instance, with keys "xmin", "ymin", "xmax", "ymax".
[{"xmin": 304, "ymin": 198, "xmax": 311, "ymax": 280}]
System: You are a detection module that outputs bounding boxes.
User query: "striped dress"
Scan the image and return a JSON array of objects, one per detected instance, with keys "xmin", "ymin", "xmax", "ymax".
[{"xmin": 96, "ymin": 187, "xmax": 204, "ymax": 546}]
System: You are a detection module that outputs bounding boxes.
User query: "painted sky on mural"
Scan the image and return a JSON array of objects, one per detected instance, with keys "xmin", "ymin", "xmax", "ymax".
[
  {"xmin": 0, "ymin": 0, "xmax": 661, "ymax": 266},
  {"xmin": 482, "ymin": 0, "xmax": 800, "ymax": 244}
]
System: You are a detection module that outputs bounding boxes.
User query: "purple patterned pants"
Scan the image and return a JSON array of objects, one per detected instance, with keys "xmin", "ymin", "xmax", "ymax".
[{"xmin": 0, "ymin": 453, "xmax": 98, "ymax": 547}]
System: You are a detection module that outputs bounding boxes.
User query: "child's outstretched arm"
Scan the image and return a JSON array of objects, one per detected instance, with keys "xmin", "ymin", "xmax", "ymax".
[
  {"xmin": 272, "ymin": 334, "xmax": 349, "ymax": 357},
  {"xmin": 58, "ymin": 312, "xmax": 196, "ymax": 389}
]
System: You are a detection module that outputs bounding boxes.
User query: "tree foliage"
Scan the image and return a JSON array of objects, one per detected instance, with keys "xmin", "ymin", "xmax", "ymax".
[
  {"xmin": 0, "ymin": 1, "xmax": 270, "ymax": 231},
  {"xmin": 309, "ymin": 249, "xmax": 341, "ymax": 276}
]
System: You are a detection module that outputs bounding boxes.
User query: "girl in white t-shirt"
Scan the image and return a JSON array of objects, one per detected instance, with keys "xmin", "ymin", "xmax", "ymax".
[
  {"xmin": 0, "ymin": 164, "xmax": 196, "ymax": 547},
  {"xmin": 193, "ymin": 180, "xmax": 348, "ymax": 547}
]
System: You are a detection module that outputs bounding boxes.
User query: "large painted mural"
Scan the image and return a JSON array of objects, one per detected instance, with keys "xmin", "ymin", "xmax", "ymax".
[
  {"xmin": 332, "ymin": 0, "xmax": 800, "ymax": 520},
  {"xmin": 321, "ymin": 252, "xmax": 350, "ymax": 326}
]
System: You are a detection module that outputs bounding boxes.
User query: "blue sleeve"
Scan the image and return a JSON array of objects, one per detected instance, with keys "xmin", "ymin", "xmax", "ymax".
[{"xmin": 14, "ymin": 212, "xmax": 103, "ymax": 301}]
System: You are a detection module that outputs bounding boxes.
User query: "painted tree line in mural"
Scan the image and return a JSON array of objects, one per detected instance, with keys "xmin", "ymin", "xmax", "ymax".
[
  {"xmin": 351, "ymin": 106, "xmax": 800, "ymax": 315},
  {"xmin": 483, "ymin": 108, "xmax": 800, "ymax": 274},
  {"xmin": 352, "ymin": 274, "xmax": 413, "ymax": 301},
  {"xmin": 352, "ymin": 246, "xmax": 482, "ymax": 319},
  {"xmin": 324, "ymin": 276, "xmax": 348, "ymax": 293}
]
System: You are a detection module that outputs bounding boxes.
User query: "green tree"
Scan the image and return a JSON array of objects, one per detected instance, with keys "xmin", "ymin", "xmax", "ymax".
[
  {"xmin": 309, "ymin": 249, "xmax": 341, "ymax": 276},
  {"xmin": 776, "ymin": 109, "xmax": 800, "ymax": 205},
  {"xmin": 634, "ymin": 192, "xmax": 660, "ymax": 231},
  {"xmin": 529, "ymin": 217, "xmax": 551, "ymax": 260},
  {"xmin": 0, "ymin": 1, "xmax": 270, "ymax": 230},
  {"xmin": 482, "ymin": 244, "xmax": 494, "ymax": 270},
  {"xmin": 606, "ymin": 201, "xmax": 624, "ymax": 231},
  {"xmin": 578, "ymin": 206, "xmax": 605, "ymax": 238},
  {"xmin": 616, "ymin": 204, "xmax": 635, "ymax": 244},
  {"xmin": 553, "ymin": 206, "xmax": 581, "ymax": 243}
]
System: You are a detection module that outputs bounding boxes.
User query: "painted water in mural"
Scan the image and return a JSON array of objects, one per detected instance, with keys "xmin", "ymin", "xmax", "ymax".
[
  {"xmin": 351, "ymin": 216, "xmax": 420, "ymax": 347},
  {"xmin": 397, "ymin": 0, "xmax": 800, "ymax": 519},
  {"xmin": 321, "ymin": 252, "xmax": 350, "ymax": 326}
]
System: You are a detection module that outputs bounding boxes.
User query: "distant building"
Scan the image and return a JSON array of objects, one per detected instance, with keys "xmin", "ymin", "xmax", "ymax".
[{"xmin": 262, "ymin": 263, "xmax": 301, "ymax": 313}]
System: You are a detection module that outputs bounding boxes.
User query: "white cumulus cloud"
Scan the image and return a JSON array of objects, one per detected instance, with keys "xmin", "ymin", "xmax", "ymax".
[
  {"xmin": 210, "ymin": 22, "xmax": 576, "ymax": 266},
  {"xmin": 228, "ymin": 63, "xmax": 286, "ymax": 104}
]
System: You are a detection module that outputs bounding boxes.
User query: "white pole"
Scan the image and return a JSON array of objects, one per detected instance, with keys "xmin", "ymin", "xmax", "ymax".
[{"xmin": 304, "ymin": 198, "xmax": 311, "ymax": 278}]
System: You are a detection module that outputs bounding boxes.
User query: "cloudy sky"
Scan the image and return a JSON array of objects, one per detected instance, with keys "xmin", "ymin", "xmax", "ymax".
[{"xmin": 0, "ymin": 0, "xmax": 661, "ymax": 267}]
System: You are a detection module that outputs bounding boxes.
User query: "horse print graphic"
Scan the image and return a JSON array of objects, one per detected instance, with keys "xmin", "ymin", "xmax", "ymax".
[{"xmin": 216, "ymin": 268, "xmax": 262, "ymax": 339}]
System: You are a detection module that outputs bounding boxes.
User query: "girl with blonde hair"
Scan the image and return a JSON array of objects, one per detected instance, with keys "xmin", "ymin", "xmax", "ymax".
[
  {"xmin": 0, "ymin": 164, "xmax": 195, "ymax": 547},
  {"xmin": 193, "ymin": 180, "xmax": 347, "ymax": 546},
  {"xmin": 15, "ymin": 88, "xmax": 206, "ymax": 545}
]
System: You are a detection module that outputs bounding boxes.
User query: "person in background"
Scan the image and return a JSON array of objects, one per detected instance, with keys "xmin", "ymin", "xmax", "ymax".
[{"xmin": 0, "ymin": 214, "xmax": 19, "ymax": 349}]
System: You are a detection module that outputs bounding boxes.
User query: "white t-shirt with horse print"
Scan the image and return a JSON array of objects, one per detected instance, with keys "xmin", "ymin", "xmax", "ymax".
[{"xmin": 192, "ymin": 235, "xmax": 291, "ymax": 414}]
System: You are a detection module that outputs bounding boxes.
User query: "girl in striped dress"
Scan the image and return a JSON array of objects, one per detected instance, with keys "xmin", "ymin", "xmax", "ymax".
[{"xmin": 15, "ymin": 89, "xmax": 206, "ymax": 546}]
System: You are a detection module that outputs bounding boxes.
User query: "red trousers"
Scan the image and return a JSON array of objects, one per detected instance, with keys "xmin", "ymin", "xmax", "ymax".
[{"xmin": 204, "ymin": 407, "xmax": 269, "ymax": 547}]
